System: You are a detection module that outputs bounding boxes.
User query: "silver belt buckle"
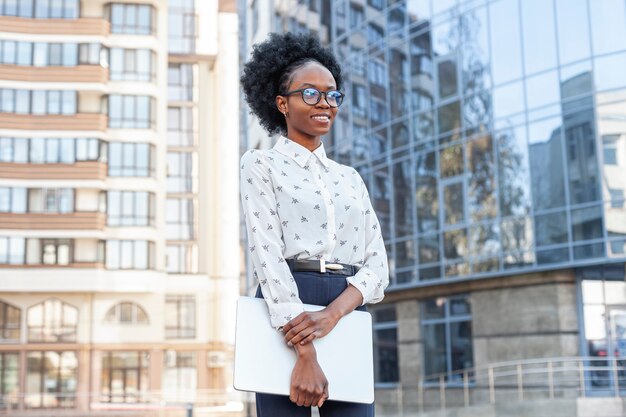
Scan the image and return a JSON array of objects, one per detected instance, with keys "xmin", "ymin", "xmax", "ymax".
[{"xmin": 320, "ymin": 259, "xmax": 344, "ymax": 272}]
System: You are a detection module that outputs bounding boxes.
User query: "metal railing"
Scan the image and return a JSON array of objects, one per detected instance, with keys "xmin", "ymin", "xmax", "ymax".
[{"xmin": 377, "ymin": 356, "xmax": 626, "ymax": 415}]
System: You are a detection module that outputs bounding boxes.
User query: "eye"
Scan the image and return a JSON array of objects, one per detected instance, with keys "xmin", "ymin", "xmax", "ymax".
[{"xmin": 303, "ymin": 88, "xmax": 319, "ymax": 97}]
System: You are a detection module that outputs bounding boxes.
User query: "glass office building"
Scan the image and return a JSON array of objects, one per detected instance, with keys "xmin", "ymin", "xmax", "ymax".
[{"xmin": 242, "ymin": 0, "xmax": 626, "ymax": 409}]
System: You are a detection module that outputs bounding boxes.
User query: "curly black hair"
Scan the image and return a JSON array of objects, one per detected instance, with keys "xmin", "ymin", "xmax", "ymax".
[{"xmin": 241, "ymin": 32, "xmax": 343, "ymax": 136}]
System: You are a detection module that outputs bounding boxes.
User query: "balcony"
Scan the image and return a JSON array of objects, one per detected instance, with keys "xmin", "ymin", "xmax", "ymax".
[
  {"xmin": 0, "ymin": 161, "xmax": 107, "ymax": 180},
  {"xmin": 0, "ymin": 15, "xmax": 110, "ymax": 36},
  {"xmin": 0, "ymin": 212, "xmax": 106, "ymax": 230},
  {"xmin": 0, "ymin": 113, "xmax": 107, "ymax": 131},
  {"xmin": 0, "ymin": 64, "xmax": 108, "ymax": 83}
]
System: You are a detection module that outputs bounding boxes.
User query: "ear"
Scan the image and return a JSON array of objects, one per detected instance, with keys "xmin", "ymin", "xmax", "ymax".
[{"xmin": 276, "ymin": 96, "xmax": 288, "ymax": 114}]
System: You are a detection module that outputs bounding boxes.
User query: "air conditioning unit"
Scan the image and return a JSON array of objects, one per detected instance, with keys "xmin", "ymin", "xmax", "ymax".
[{"xmin": 207, "ymin": 351, "xmax": 226, "ymax": 368}]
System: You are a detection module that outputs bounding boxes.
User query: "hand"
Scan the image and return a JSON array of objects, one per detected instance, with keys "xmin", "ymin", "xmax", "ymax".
[
  {"xmin": 290, "ymin": 343, "xmax": 329, "ymax": 407},
  {"xmin": 283, "ymin": 308, "xmax": 340, "ymax": 346}
]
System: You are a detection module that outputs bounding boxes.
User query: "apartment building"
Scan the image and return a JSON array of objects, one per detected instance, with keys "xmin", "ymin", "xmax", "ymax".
[{"xmin": 0, "ymin": 0, "xmax": 241, "ymax": 416}]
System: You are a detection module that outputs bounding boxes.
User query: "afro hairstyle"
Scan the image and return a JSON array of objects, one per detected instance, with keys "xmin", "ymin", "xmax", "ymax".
[{"xmin": 241, "ymin": 32, "xmax": 343, "ymax": 136}]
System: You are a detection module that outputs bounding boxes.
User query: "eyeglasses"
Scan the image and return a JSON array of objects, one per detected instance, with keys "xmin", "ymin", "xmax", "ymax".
[{"xmin": 282, "ymin": 87, "xmax": 345, "ymax": 108}]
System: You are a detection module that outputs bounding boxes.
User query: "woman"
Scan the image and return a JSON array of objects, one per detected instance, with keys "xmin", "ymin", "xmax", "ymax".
[{"xmin": 240, "ymin": 32, "xmax": 389, "ymax": 417}]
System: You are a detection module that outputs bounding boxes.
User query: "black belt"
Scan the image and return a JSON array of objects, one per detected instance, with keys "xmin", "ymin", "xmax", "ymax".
[{"xmin": 286, "ymin": 258, "xmax": 359, "ymax": 276}]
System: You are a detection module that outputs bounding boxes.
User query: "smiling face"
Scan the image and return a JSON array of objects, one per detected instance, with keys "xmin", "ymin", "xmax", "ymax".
[{"xmin": 276, "ymin": 61, "xmax": 339, "ymax": 150}]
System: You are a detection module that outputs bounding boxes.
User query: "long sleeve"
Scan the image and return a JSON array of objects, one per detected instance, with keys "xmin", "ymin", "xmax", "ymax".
[
  {"xmin": 240, "ymin": 150, "xmax": 304, "ymax": 329},
  {"xmin": 346, "ymin": 170, "xmax": 390, "ymax": 305}
]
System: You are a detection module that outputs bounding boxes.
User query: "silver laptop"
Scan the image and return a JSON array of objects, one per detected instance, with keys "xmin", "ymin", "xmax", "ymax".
[{"xmin": 233, "ymin": 296, "xmax": 374, "ymax": 404}]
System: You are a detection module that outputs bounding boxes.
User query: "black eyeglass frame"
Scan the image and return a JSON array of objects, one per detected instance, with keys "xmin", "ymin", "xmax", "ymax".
[{"xmin": 281, "ymin": 87, "xmax": 345, "ymax": 108}]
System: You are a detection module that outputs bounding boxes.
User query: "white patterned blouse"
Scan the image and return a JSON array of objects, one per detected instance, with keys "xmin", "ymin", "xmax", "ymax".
[{"xmin": 240, "ymin": 136, "xmax": 389, "ymax": 329}]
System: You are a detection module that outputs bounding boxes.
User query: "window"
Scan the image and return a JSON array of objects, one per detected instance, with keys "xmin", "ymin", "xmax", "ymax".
[
  {"xmin": 0, "ymin": 352, "xmax": 19, "ymax": 410},
  {"xmin": 368, "ymin": 59, "xmax": 387, "ymax": 87},
  {"xmin": 109, "ymin": 48, "xmax": 155, "ymax": 81},
  {"xmin": 101, "ymin": 351, "xmax": 149, "ymax": 403},
  {"xmin": 350, "ymin": 4, "xmax": 364, "ymax": 28},
  {"xmin": 372, "ymin": 305, "xmax": 399, "ymax": 384},
  {"xmin": 168, "ymin": 0, "xmax": 197, "ymax": 54},
  {"xmin": 367, "ymin": 23, "xmax": 385, "ymax": 46},
  {"xmin": 162, "ymin": 351, "xmax": 196, "ymax": 402},
  {"xmin": 352, "ymin": 84, "xmax": 367, "ymax": 118},
  {"xmin": 108, "ymin": 142, "xmax": 153, "ymax": 177},
  {"xmin": 609, "ymin": 188, "xmax": 625, "ymax": 208},
  {"xmin": 105, "ymin": 302, "xmax": 148, "ymax": 324},
  {"xmin": 27, "ymin": 299, "xmax": 78, "ymax": 343},
  {"xmin": 0, "ymin": 89, "xmax": 76, "ymax": 115},
  {"xmin": 28, "ymin": 189, "xmax": 74, "ymax": 213},
  {"xmin": 168, "ymin": 64, "xmax": 194, "ymax": 101},
  {"xmin": 167, "ymin": 107, "xmax": 195, "ymax": 146},
  {"xmin": 0, "ymin": 237, "xmax": 25, "ymax": 265},
  {"xmin": 108, "ymin": 95, "xmax": 153, "ymax": 128},
  {"xmin": 25, "ymin": 351, "xmax": 77, "ymax": 409},
  {"xmin": 166, "ymin": 198, "xmax": 195, "ymax": 240},
  {"xmin": 0, "ymin": 187, "xmax": 26, "ymax": 213},
  {"xmin": 603, "ymin": 134, "xmax": 620, "ymax": 165},
  {"xmin": 106, "ymin": 191, "xmax": 155, "ymax": 226},
  {"xmin": 0, "ymin": 137, "xmax": 102, "ymax": 164},
  {"xmin": 19, "ymin": 238, "xmax": 72, "ymax": 266},
  {"xmin": 107, "ymin": 3, "xmax": 154, "ymax": 35},
  {"xmin": 421, "ymin": 296, "xmax": 473, "ymax": 383},
  {"xmin": 0, "ymin": 0, "xmax": 78, "ymax": 18},
  {"xmin": 167, "ymin": 151, "xmax": 195, "ymax": 192},
  {"xmin": 105, "ymin": 240, "xmax": 154, "ymax": 270},
  {"xmin": 165, "ymin": 295, "xmax": 195, "ymax": 339},
  {"xmin": 368, "ymin": 0, "xmax": 385, "ymax": 10},
  {"xmin": 166, "ymin": 244, "xmax": 197, "ymax": 274},
  {"xmin": 0, "ymin": 300, "xmax": 20, "ymax": 343}
]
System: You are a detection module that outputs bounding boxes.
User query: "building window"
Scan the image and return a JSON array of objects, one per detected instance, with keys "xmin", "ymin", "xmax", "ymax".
[
  {"xmin": 167, "ymin": 151, "xmax": 195, "ymax": 193},
  {"xmin": 372, "ymin": 305, "xmax": 399, "ymax": 384},
  {"xmin": 0, "ymin": 41, "xmax": 102, "ymax": 67},
  {"xmin": 108, "ymin": 95, "xmax": 154, "ymax": 129},
  {"xmin": 105, "ymin": 240, "xmax": 155, "ymax": 270},
  {"xmin": 101, "ymin": 351, "xmax": 149, "ymax": 403},
  {"xmin": 0, "ymin": 137, "xmax": 103, "ymax": 164},
  {"xmin": 350, "ymin": 4, "xmax": 364, "ymax": 28},
  {"xmin": 107, "ymin": 3, "xmax": 154, "ymax": 35},
  {"xmin": 0, "ymin": 237, "xmax": 25, "ymax": 265},
  {"xmin": 368, "ymin": 0, "xmax": 385, "ymax": 10},
  {"xmin": 609, "ymin": 188, "xmax": 625, "ymax": 208},
  {"xmin": 0, "ymin": 89, "xmax": 76, "ymax": 115},
  {"xmin": 0, "ymin": 352, "xmax": 19, "ymax": 409},
  {"xmin": 166, "ymin": 244, "xmax": 197, "ymax": 274},
  {"xmin": 25, "ymin": 351, "xmax": 77, "ymax": 408},
  {"xmin": 0, "ymin": 0, "xmax": 79, "ymax": 18},
  {"xmin": 168, "ymin": 0, "xmax": 197, "ymax": 54},
  {"xmin": 108, "ymin": 142, "xmax": 154, "ymax": 177},
  {"xmin": 166, "ymin": 198, "xmax": 195, "ymax": 240},
  {"xmin": 106, "ymin": 191, "xmax": 155, "ymax": 226},
  {"xmin": 0, "ymin": 187, "xmax": 26, "ymax": 213},
  {"xmin": 165, "ymin": 295, "xmax": 195, "ymax": 339},
  {"xmin": 26, "ymin": 189, "xmax": 74, "ymax": 213},
  {"xmin": 167, "ymin": 107, "xmax": 195, "ymax": 146},
  {"xmin": 367, "ymin": 23, "xmax": 385, "ymax": 46},
  {"xmin": 368, "ymin": 59, "xmax": 387, "ymax": 87},
  {"xmin": 27, "ymin": 299, "xmax": 78, "ymax": 343},
  {"xmin": 162, "ymin": 351, "xmax": 196, "ymax": 402},
  {"xmin": 0, "ymin": 300, "xmax": 20, "ymax": 343},
  {"xmin": 168, "ymin": 64, "xmax": 195, "ymax": 101},
  {"xmin": 109, "ymin": 48, "xmax": 155, "ymax": 81},
  {"xmin": 105, "ymin": 302, "xmax": 149, "ymax": 324},
  {"xmin": 33, "ymin": 239, "xmax": 72, "ymax": 265},
  {"xmin": 421, "ymin": 296, "xmax": 473, "ymax": 383}
]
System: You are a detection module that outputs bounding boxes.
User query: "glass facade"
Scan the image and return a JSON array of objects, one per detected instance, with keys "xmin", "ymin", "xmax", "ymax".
[{"xmin": 326, "ymin": 0, "xmax": 626, "ymax": 286}]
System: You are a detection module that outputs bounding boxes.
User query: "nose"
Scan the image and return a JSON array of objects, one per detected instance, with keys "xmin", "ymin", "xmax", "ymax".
[{"xmin": 316, "ymin": 92, "xmax": 331, "ymax": 108}]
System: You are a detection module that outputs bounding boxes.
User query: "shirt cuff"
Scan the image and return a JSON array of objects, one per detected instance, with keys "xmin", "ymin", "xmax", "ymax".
[
  {"xmin": 268, "ymin": 302, "xmax": 305, "ymax": 330},
  {"xmin": 346, "ymin": 271, "xmax": 378, "ymax": 306}
]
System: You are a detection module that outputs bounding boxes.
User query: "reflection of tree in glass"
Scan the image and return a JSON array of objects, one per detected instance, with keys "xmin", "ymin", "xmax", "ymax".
[{"xmin": 467, "ymin": 135, "xmax": 497, "ymax": 221}]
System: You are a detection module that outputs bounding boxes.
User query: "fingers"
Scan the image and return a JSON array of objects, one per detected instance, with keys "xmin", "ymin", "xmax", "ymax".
[
  {"xmin": 299, "ymin": 332, "xmax": 317, "ymax": 345},
  {"xmin": 282, "ymin": 312, "xmax": 306, "ymax": 334},
  {"xmin": 288, "ymin": 327, "xmax": 317, "ymax": 347},
  {"xmin": 318, "ymin": 383, "xmax": 329, "ymax": 407}
]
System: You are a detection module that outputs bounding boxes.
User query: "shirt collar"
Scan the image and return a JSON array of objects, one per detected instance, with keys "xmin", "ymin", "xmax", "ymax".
[{"xmin": 273, "ymin": 136, "xmax": 330, "ymax": 168}]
